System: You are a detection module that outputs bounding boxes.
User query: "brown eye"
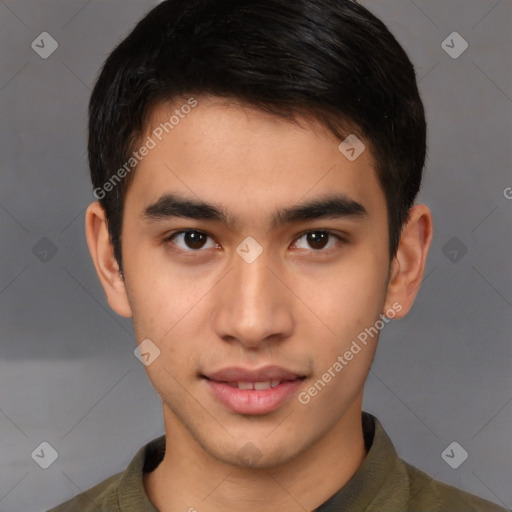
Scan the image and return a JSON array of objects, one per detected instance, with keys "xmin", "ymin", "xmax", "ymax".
[
  {"xmin": 183, "ymin": 231, "xmax": 208, "ymax": 249},
  {"xmin": 166, "ymin": 230, "xmax": 217, "ymax": 251},
  {"xmin": 293, "ymin": 230, "xmax": 342, "ymax": 251},
  {"xmin": 306, "ymin": 231, "xmax": 329, "ymax": 250}
]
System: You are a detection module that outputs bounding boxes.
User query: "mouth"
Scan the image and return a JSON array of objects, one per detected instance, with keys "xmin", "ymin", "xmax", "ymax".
[
  {"xmin": 214, "ymin": 379, "xmax": 295, "ymax": 390},
  {"xmin": 202, "ymin": 364, "xmax": 307, "ymax": 383},
  {"xmin": 201, "ymin": 366, "xmax": 307, "ymax": 415}
]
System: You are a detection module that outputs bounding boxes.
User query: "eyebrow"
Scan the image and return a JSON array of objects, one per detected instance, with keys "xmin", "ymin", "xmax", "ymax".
[{"xmin": 141, "ymin": 192, "xmax": 367, "ymax": 231}]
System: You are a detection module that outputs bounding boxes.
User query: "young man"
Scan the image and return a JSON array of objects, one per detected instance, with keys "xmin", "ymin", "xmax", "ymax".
[{"xmin": 49, "ymin": 0, "xmax": 508, "ymax": 511}]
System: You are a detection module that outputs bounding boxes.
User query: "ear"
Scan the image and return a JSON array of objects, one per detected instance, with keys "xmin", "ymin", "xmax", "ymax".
[
  {"xmin": 383, "ymin": 204, "xmax": 433, "ymax": 319},
  {"xmin": 85, "ymin": 201, "xmax": 133, "ymax": 318}
]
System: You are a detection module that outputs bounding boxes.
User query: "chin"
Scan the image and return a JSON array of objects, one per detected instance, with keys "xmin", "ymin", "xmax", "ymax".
[{"xmin": 206, "ymin": 434, "xmax": 307, "ymax": 471}]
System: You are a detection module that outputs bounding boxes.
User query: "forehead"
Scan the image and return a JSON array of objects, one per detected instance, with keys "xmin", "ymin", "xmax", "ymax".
[{"xmin": 125, "ymin": 95, "xmax": 386, "ymax": 230}]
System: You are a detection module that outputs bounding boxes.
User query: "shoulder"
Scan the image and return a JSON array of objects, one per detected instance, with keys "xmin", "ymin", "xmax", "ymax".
[
  {"xmin": 46, "ymin": 471, "xmax": 122, "ymax": 512},
  {"xmin": 403, "ymin": 460, "xmax": 509, "ymax": 512},
  {"xmin": 46, "ymin": 435, "xmax": 164, "ymax": 512}
]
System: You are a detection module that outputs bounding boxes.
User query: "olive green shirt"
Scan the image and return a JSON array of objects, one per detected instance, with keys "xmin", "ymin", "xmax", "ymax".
[{"xmin": 48, "ymin": 412, "xmax": 508, "ymax": 512}]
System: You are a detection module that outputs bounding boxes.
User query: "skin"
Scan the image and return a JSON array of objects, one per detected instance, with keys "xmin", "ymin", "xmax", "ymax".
[{"xmin": 86, "ymin": 95, "xmax": 433, "ymax": 512}]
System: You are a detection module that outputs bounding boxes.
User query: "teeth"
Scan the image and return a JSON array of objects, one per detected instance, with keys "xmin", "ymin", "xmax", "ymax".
[
  {"xmin": 235, "ymin": 380, "xmax": 281, "ymax": 390},
  {"xmin": 237, "ymin": 382, "xmax": 254, "ymax": 390},
  {"xmin": 254, "ymin": 381, "xmax": 272, "ymax": 390}
]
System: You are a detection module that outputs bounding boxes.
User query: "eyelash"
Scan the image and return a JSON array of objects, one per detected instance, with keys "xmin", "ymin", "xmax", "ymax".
[{"xmin": 163, "ymin": 229, "xmax": 346, "ymax": 254}]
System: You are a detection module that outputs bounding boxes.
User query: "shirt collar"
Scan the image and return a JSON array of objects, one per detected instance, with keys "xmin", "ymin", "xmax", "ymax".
[
  {"xmin": 117, "ymin": 437, "xmax": 162, "ymax": 511},
  {"xmin": 117, "ymin": 411, "xmax": 402, "ymax": 512},
  {"xmin": 314, "ymin": 412, "xmax": 406, "ymax": 511}
]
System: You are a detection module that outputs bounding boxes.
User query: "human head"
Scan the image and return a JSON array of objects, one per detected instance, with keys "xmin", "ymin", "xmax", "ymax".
[
  {"xmin": 85, "ymin": 0, "xmax": 433, "ymax": 477},
  {"xmin": 88, "ymin": 0, "xmax": 426, "ymax": 272}
]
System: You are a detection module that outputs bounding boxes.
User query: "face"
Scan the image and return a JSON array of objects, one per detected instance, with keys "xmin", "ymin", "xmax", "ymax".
[{"xmin": 114, "ymin": 96, "xmax": 396, "ymax": 468}]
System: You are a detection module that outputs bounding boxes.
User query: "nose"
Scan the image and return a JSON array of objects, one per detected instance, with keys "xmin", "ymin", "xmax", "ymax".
[{"xmin": 212, "ymin": 247, "xmax": 294, "ymax": 349}]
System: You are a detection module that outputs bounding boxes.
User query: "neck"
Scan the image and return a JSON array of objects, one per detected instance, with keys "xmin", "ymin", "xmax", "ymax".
[{"xmin": 144, "ymin": 402, "xmax": 367, "ymax": 512}]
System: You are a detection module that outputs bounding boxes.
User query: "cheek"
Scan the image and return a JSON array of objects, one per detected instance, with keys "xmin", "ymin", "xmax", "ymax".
[
  {"xmin": 299, "ymin": 253, "xmax": 388, "ymax": 377},
  {"xmin": 123, "ymin": 246, "xmax": 195, "ymax": 335},
  {"xmin": 297, "ymin": 267, "xmax": 386, "ymax": 412},
  {"xmin": 125, "ymin": 258, "xmax": 218, "ymax": 383},
  {"xmin": 306, "ymin": 255, "xmax": 387, "ymax": 331}
]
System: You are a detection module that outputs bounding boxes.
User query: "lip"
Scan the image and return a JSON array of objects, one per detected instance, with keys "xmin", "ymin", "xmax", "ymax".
[
  {"xmin": 204, "ymin": 365, "xmax": 305, "ymax": 382},
  {"xmin": 202, "ymin": 365, "xmax": 306, "ymax": 415}
]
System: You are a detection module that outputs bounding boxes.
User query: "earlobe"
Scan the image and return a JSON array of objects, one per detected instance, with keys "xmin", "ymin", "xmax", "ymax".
[
  {"xmin": 383, "ymin": 205, "xmax": 433, "ymax": 318},
  {"xmin": 85, "ymin": 201, "xmax": 133, "ymax": 318}
]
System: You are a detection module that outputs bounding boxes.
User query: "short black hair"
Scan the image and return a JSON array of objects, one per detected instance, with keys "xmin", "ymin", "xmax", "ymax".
[{"xmin": 88, "ymin": 0, "xmax": 426, "ymax": 272}]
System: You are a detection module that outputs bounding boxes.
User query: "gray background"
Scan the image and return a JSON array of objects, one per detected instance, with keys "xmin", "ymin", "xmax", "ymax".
[{"xmin": 0, "ymin": 1, "xmax": 511, "ymax": 511}]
